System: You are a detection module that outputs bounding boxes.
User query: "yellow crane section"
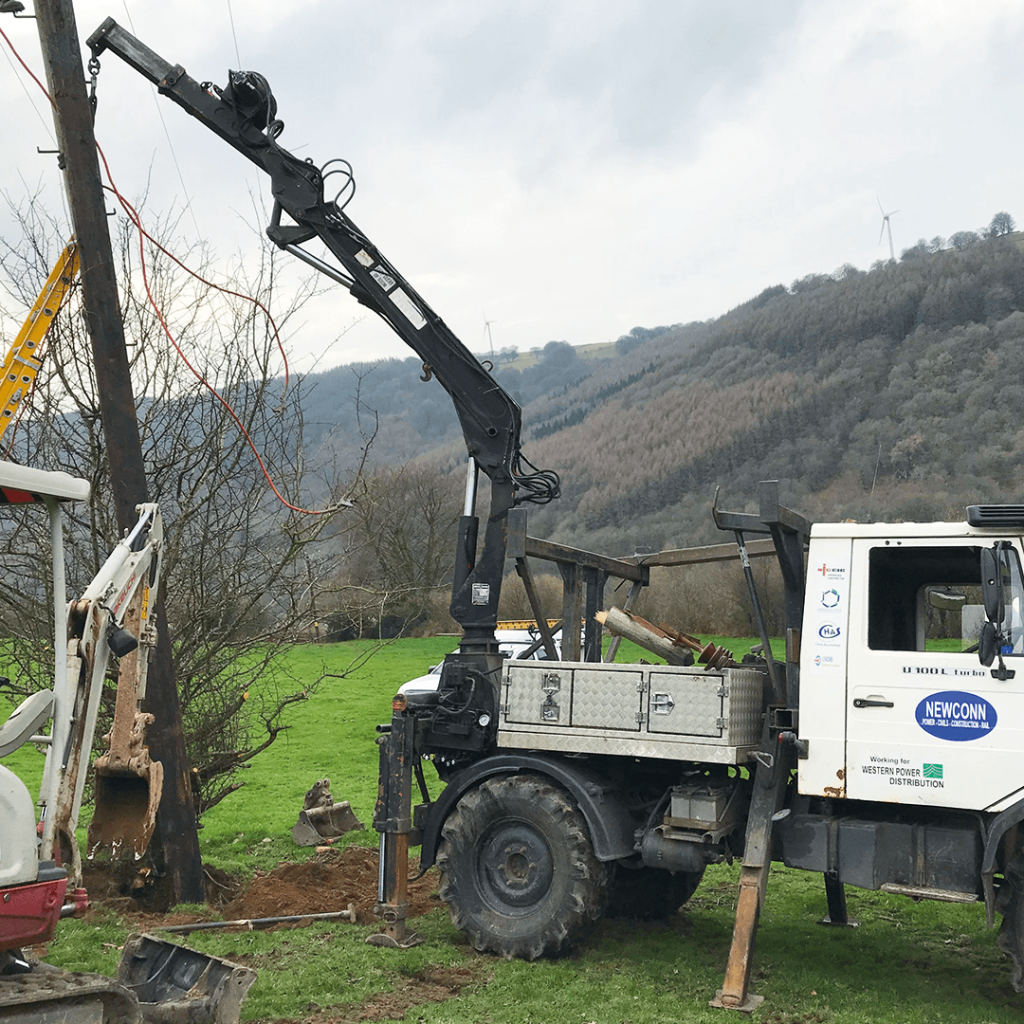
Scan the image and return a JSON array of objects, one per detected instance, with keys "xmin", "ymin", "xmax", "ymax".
[{"xmin": 0, "ymin": 241, "xmax": 79, "ymax": 439}]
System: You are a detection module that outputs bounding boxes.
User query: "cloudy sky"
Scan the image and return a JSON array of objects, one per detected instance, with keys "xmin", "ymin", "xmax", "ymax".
[{"xmin": 1, "ymin": 1, "xmax": 1022, "ymax": 373}]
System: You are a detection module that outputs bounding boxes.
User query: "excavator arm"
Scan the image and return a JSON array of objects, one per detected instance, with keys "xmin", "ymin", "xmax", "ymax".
[
  {"xmin": 42, "ymin": 502, "xmax": 165, "ymax": 881},
  {"xmin": 86, "ymin": 19, "xmax": 558, "ymax": 654},
  {"xmin": 1, "ymin": 495, "xmax": 163, "ymax": 967}
]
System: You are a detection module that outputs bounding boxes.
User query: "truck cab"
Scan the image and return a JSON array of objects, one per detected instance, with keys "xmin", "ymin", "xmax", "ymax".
[{"xmin": 799, "ymin": 518, "xmax": 1024, "ymax": 812}]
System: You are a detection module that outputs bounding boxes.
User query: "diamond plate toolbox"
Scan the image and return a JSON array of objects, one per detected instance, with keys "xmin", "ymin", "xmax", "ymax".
[
  {"xmin": 503, "ymin": 663, "xmax": 644, "ymax": 729},
  {"xmin": 501, "ymin": 661, "xmax": 764, "ymax": 761}
]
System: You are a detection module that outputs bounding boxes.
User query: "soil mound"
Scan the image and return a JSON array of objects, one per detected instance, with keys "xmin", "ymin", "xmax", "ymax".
[
  {"xmin": 223, "ymin": 846, "xmax": 442, "ymax": 925},
  {"xmin": 82, "ymin": 845, "xmax": 442, "ymax": 930}
]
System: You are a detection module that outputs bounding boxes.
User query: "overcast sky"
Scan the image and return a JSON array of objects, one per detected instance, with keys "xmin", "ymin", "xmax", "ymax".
[{"xmin": 1, "ymin": 1, "xmax": 1022, "ymax": 373}]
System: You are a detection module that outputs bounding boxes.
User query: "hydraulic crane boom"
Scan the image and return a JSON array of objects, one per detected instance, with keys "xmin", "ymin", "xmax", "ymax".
[{"xmin": 87, "ymin": 19, "xmax": 558, "ymax": 663}]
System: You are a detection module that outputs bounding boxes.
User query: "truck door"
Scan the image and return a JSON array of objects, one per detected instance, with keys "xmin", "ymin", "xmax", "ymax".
[
  {"xmin": 797, "ymin": 536, "xmax": 854, "ymax": 798},
  {"xmin": 844, "ymin": 537, "xmax": 1024, "ymax": 810}
]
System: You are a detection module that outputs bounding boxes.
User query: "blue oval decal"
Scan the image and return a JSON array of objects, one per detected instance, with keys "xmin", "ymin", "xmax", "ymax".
[{"xmin": 915, "ymin": 690, "xmax": 997, "ymax": 741}]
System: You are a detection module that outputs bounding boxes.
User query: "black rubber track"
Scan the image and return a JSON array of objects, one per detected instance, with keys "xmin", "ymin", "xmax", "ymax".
[{"xmin": 436, "ymin": 773, "xmax": 612, "ymax": 959}]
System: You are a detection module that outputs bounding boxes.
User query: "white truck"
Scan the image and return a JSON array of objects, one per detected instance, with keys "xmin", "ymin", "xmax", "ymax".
[
  {"xmin": 376, "ymin": 489, "xmax": 1024, "ymax": 1010},
  {"xmin": 399, "ymin": 623, "xmax": 565, "ymax": 704}
]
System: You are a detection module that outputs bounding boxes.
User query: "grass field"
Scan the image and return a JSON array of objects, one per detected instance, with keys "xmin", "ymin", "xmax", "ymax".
[{"xmin": 9, "ymin": 636, "xmax": 1024, "ymax": 1023}]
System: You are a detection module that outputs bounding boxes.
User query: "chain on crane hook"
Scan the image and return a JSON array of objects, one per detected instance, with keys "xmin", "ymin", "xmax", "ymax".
[{"xmin": 87, "ymin": 54, "xmax": 101, "ymax": 121}]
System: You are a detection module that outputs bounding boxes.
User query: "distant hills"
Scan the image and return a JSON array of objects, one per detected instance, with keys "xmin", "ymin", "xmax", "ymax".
[{"xmin": 298, "ymin": 229, "xmax": 1024, "ymax": 556}]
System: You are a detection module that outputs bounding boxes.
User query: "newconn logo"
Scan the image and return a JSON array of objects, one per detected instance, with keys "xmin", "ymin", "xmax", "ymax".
[
  {"xmin": 915, "ymin": 690, "xmax": 997, "ymax": 742},
  {"xmin": 818, "ymin": 622, "xmax": 841, "ymax": 640}
]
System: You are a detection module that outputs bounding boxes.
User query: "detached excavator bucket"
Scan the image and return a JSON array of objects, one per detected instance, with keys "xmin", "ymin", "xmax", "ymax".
[
  {"xmin": 291, "ymin": 778, "xmax": 364, "ymax": 846},
  {"xmin": 118, "ymin": 933, "xmax": 256, "ymax": 1024},
  {"xmin": 292, "ymin": 802, "xmax": 364, "ymax": 846}
]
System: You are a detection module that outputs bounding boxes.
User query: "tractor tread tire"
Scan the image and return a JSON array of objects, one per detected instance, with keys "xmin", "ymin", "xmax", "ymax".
[
  {"xmin": 436, "ymin": 773, "xmax": 611, "ymax": 960},
  {"xmin": 998, "ymin": 851, "xmax": 1024, "ymax": 992}
]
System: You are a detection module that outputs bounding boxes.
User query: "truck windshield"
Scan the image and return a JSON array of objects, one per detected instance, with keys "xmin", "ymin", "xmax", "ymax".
[{"xmin": 867, "ymin": 544, "xmax": 1024, "ymax": 654}]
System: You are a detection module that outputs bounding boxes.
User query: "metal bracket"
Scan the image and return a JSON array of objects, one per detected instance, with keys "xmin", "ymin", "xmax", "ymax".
[{"xmin": 651, "ymin": 693, "xmax": 675, "ymax": 715}]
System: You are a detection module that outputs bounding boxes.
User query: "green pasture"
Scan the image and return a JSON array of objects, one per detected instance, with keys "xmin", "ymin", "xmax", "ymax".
[{"xmin": 7, "ymin": 635, "xmax": 1022, "ymax": 1022}]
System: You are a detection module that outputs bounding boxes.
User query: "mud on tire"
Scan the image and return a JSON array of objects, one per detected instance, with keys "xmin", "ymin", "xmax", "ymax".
[{"xmin": 436, "ymin": 773, "xmax": 612, "ymax": 960}]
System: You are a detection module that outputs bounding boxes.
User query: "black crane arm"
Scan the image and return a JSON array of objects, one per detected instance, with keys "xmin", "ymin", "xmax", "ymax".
[
  {"xmin": 87, "ymin": 18, "xmax": 559, "ymax": 646},
  {"xmin": 87, "ymin": 17, "xmax": 537, "ymax": 487}
]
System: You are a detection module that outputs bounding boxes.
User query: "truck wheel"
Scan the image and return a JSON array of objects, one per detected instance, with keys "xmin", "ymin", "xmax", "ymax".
[
  {"xmin": 606, "ymin": 864, "xmax": 705, "ymax": 920},
  {"xmin": 998, "ymin": 851, "xmax": 1024, "ymax": 992},
  {"xmin": 436, "ymin": 773, "xmax": 611, "ymax": 960}
]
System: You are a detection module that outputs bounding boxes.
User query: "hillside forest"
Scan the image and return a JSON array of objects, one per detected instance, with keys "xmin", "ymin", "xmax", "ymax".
[
  {"xmin": 298, "ymin": 219, "xmax": 1024, "ymax": 625},
  {"xmin": 6, "ymin": 212, "xmax": 1024, "ymax": 638}
]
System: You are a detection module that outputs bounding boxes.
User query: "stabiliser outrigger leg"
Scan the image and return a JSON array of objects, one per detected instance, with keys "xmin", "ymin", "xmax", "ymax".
[
  {"xmin": 710, "ymin": 482, "xmax": 811, "ymax": 1012},
  {"xmin": 368, "ymin": 698, "xmax": 425, "ymax": 949}
]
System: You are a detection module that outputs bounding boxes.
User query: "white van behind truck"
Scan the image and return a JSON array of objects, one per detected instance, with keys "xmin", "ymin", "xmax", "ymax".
[{"xmin": 399, "ymin": 623, "xmax": 564, "ymax": 703}]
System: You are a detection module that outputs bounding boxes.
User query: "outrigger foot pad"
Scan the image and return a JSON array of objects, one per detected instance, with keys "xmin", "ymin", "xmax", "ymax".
[{"xmin": 709, "ymin": 989, "xmax": 764, "ymax": 1014}]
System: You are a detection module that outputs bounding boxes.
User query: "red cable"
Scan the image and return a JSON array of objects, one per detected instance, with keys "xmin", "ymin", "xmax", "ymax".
[
  {"xmin": 0, "ymin": 26, "xmax": 341, "ymax": 516},
  {"xmin": 98, "ymin": 149, "xmax": 337, "ymax": 515},
  {"xmin": 0, "ymin": 23, "xmax": 54, "ymax": 109},
  {"xmin": 103, "ymin": 188, "xmax": 291, "ymax": 394}
]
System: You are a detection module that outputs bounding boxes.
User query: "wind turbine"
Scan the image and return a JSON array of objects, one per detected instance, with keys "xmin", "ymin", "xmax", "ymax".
[
  {"xmin": 482, "ymin": 312, "xmax": 497, "ymax": 358},
  {"xmin": 877, "ymin": 197, "xmax": 899, "ymax": 262}
]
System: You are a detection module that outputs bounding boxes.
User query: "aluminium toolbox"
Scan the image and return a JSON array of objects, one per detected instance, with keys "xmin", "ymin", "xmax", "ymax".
[{"xmin": 497, "ymin": 660, "xmax": 764, "ymax": 764}]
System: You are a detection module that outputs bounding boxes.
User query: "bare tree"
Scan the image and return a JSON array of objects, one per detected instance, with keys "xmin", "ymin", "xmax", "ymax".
[
  {"xmin": 326, "ymin": 461, "xmax": 462, "ymax": 638},
  {"xmin": 990, "ymin": 211, "xmax": 1016, "ymax": 237},
  {"xmin": 949, "ymin": 230, "xmax": 980, "ymax": 252},
  {"xmin": 0, "ymin": 200, "xmax": 358, "ymax": 813}
]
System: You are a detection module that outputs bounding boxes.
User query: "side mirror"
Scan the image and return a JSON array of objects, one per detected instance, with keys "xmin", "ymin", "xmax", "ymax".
[
  {"xmin": 980, "ymin": 546, "xmax": 1004, "ymax": 624},
  {"xmin": 979, "ymin": 621, "xmax": 998, "ymax": 667}
]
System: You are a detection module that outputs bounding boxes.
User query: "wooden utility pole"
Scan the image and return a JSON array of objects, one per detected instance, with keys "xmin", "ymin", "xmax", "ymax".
[{"xmin": 33, "ymin": 0, "xmax": 204, "ymax": 902}]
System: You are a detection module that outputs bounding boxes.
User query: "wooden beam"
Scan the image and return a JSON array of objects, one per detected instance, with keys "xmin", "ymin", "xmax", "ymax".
[
  {"xmin": 635, "ymin": 537, "xmax": 779, "ymax": 568},
  {"xmin": 524, "ymin": 536, "xmax": 647, "ymax": 582},
  {"xmin": 35, "ymin": 0, "xmax": 203, "ymax": 903},
  {"xmin": 595, "ymin": 608, "xmax": 694, "ymax": 666}
]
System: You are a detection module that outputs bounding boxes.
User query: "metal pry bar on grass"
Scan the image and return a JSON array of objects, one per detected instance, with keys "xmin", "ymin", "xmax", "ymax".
[{"xmin": 155, "ymin": 906, "xmax": 356, "ymax": 933}]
